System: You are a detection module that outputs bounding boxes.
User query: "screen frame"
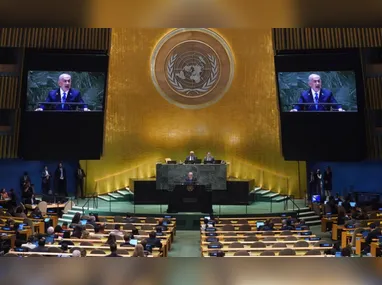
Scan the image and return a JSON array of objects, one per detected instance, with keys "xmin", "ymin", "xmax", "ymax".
[
  {"xmin": 274, "ymin": 48, "xmax": 365, "ymax": 115},
  {"xmin": 274, "ymin": 48, "xmax": 366, "ymax": 161},
  {"xmin": 18, "ymin": 49, "xmax": 109, "ymax": 160},
  {"xmin": 20, "ymin": 48, "xmax": 109, "ymax": 113}
]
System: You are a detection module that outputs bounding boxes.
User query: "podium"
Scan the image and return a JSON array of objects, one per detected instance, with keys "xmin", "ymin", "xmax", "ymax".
[{"xmin": 167, "ymin": 183, "xmax": 212, "ymax": 213}]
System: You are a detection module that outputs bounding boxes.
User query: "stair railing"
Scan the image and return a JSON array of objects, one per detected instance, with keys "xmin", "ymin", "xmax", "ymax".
[
  {"xmin": 81, "ymin": 192, "xmax": 98, "ymax": 215},
  {"xmin": 284, "ymin": 195, "xmax": 300, "ymax": 216}
]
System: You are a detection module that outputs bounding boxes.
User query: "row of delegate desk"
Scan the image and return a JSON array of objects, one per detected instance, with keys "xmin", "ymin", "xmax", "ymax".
[
  {"xmin": 2, "ymin": 216, "xmax": 177, "ymax": 257},
  {"xmin": 199, "ymin": 216, "xmax": 332, "ymax": 257},
  {"xmin": 322, "ymin": 215, "xmax": 382, "ymax": 257}
]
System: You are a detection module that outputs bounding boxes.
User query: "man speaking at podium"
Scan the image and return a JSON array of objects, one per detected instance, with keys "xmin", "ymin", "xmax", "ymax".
[
  {"xmin": 290, "ymin": 74, "xmax": 345, "ymax": 112},
  {"xmin": 185, "ymin": 172, "xmax": 197, "ymax": 185},
  {"xmin": 35, "ymin": 73, "xmax": 90, "ymax": 111}
]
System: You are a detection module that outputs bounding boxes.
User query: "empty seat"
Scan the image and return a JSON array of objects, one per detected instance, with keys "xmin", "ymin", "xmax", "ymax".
[
  {"xmin": 234, "ymin": 251, "xmax": 250, "ymax": 256},
  {"xmin": 239, "ymin": 220, "xmax": 248, "ymax": 224},
  {"xmin": 271, "ymin": 218, "xmax": 281, "ymax": 223},
  {"xmin": 262, "ymin": 232, "xmax": 275, "ymax": 236},
  {"xmin": 220, "ymin": 220, "xmax": 231, "ymax": 224},
  {"xmin": 90, "ymin": 249, "xmax": 106, "ymax": 255},
  {"xmin": 145, "ymin": 217, "xmax": 157, "ymax": 224},
  {"xmin": 105, "ymin": 224, "xmax": 115, "ymax": 229},
  {"xmin": 123, "ymin": 223, "xmax": 135, "ymax": 230},
  {"xmin": 263, "ymin": 237, "xmax": 277, "ymax": 242},
  {"xmin": 251, "ymin": 242, "xmax": 266, "ymax": 248},
  {"xmin": 294, "ymin": 241, "xmax": 309, "ymax": 248},
  {"xmin": 138, "ymin": 230, "xmax": 146, "ymax": 235},
  {"xmin": 48, "ymin": 247, "xmax": 62, "ymax": 253},
  {"xmin": 225, "ymin": 238, "xmax": 238, "ymax": 242},
  {"xmin": 80, "ymin": 241, "xmax": 94, "ymax": 246},
  {"xmin": 278, "ymin": 248, "xmax": 296, "ymax": 256},
  {"xmin": 222, "ymin": 225, "xmax": 235, "ymax": 231},
  {"xmin": 239, "ymin": 224, "xmax": 252, "ymax": 231},
  {"xmin": 272, "ymin": 243, "xmax": 287, "ymax": 248},
  {"xmin": 98, "ymin": 217, "xmax": 107, "ymax": 222},
  {"xmin": 116, "ymin": 249, "xmax": 130, "ymax": 255},
  {"xmin": 85, "ymin": 224, "xmax": 94, "ymax": 230},
  {"xmin": 223, "ymin": 232, "xmax": 236, "ymax": 236},
  {"xmin": 244, "ymin": 236, "xmax": 259, "ymax": 242},
  {"xmin": 141, "ymin": 225, "xmax": 154, "ymax": 230},
  {"xmin": 284, "ymin": 236, "xmax": 297, "ymax": 241},
  {"xmin": 260, "ymin": 251, "xmax": 275, "ymax": 256},
  {"xmin": 129, "ymin": 217, "xmax": 140, "ymax": 223},
  {"xmin": 114, "ymin": 216, "xmax": 125, "ymax": 223},
  {"xmin": 305, "ymin": 250, "xmax": 321, "ymax": 256},
  {"xmin": 281, "ymin": 231, "xmax": 293, "ymax": 236},
  {"xmin": 229, "ymin": 242, "xmax": 244, "ymax": 248}
]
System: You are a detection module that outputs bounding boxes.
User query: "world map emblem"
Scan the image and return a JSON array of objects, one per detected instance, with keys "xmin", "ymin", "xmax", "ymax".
[{"xmin": 151, "ymin": 29, "xmax": 234, "ymax": 109}]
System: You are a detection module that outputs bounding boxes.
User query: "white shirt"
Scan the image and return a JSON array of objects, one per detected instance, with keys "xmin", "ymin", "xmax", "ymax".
[
  {"xmin": 22, "ymin": 242, "xmax": 36, "ymax": 249},
  {"xmin": 312, "ymin": 89, "xmax": 320, "ymax": 103},
  {"xmin": 60, "ymin": 168, "xmax": 64, "ymax": 179},
  {"xmin": 60, "ymin": 88, "xmax": 68, "ymax": 102}
]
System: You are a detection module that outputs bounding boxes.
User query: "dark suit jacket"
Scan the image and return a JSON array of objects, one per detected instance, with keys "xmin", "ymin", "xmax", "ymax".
[
  {"xmin": 41, "ymin": 170, "xmax": 51, "ymax": 184},
  {"xmin": 145, "ymin": 237, "xmax": 162, "ymax": 249},
  {"xmin": 293, "ymin": 88, "xmax": 341, "ymax": 111},
  {"xmin": 40, "ymin": 88, "xmax": 87, "ymax": 110},
  {"xmin": 55, "ymin": 167, "xmax": 67, "ymax": 181},
  {"xmin": 32, "ymin": 246, "xmax": 48, "ymax": 252},
  {"xmin": 75, "ymin": 168, "xmax": 86, "ymax": 181},
  {"xmin": 185, "ymin": 156, "xmax": 197, "ymax": 163},
  {"xmin": 20, "ymin": 175, "xmax": 31, "ymax": 189},
  {"xmin": 366, "ymin": 229, "xmax": 381, "ymax": 245},
  {"xmin": 203, "ymin": 156, "xmax": 215, "ymax": 164},
  {"xmin": 185, "ymin": 177, "xmax": 197, "ymax": 185}
]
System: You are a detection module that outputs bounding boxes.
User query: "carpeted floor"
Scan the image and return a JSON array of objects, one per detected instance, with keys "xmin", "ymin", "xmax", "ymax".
[{"xmin": 168, "ymin": 231, "xmax": 202, "ymax": 257}]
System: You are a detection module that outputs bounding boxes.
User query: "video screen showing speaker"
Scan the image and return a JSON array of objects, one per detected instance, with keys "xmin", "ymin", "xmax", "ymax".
[
  {"xmin": 274, "ymin": 49, "xmax": 366, "ymax": 161},
  {"xmin": 19, "ymin": 49, "xmax": 109, "ymax": 160},
  {"xmin": 277, "ymin": 71, "xmax": 358, "ymax": 112},
  {"xmin": 26, "ymin": 71, "xmax": 106, "ymax": 112}
]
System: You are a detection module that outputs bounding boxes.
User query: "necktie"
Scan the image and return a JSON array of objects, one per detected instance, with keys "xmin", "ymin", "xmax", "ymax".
[
  {"xmin": 62, "ymin": 93, "xmax": 67, "ymax": 110},
  {"xmin": 314, "ymin": 93, "xmax": 319, "ymax": 110}
]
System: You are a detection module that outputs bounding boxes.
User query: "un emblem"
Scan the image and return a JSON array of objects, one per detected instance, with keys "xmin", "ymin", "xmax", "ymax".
[{"xmin": 151, "ymin": 29, "xmax": 234, "ymax": 109}]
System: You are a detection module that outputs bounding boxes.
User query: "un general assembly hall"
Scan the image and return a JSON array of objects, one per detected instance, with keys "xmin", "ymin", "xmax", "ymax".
[{"xmin": 1, "ymin": 7, "xmax": 382, "ymax": 284}]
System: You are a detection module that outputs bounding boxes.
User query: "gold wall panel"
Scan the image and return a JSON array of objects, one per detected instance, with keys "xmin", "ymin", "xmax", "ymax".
[{"xmin": 85, "ymin": 28, "xmax": 306, "ymax": 198}]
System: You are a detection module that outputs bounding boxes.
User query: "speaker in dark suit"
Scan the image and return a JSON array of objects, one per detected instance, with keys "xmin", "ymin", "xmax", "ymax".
[
  {"xmin": 291, "ymin": 74, "xmax": 345, "ymax": 112},
  {"xmin": 54, "ymin": 162, "xmax": 68, "ymax": 196}
]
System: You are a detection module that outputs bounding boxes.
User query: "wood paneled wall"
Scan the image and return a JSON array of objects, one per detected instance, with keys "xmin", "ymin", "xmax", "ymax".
[
  {"xmin": 273, "ymin": 28, "xmax": 382, "ymax": 160},
  {"xmin": 0, "ymin": 28, "xmax": 111, "ymax": 159},
  {"xmin": 273, "ymin": 28, "xmax": 382, "ymax": 50}
]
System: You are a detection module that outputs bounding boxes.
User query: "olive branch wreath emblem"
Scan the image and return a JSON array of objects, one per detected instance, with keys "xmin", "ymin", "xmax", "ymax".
[{"xmin": 166, "ymin": 53, "xmax": 218, "ymax": 95}]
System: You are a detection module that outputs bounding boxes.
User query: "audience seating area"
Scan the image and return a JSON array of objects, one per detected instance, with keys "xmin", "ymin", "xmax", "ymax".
[{"xmin": 0, "ymin": 211, "xmax": 175, "ymax": 258}]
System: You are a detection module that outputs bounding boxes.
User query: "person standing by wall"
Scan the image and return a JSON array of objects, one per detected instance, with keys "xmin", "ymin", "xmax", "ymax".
[{"xmin": 323, "ymin": 166, "xmax": 333, "ymax": 198}]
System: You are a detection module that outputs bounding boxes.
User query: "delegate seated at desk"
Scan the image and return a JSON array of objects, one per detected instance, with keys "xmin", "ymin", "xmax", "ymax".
[
  {"xmin": 185, "ymin": 151, "xmax": 197, "ymax": 163},
  {"xmin": 203, "ymin": 152, "xmax": 215, "ymax": 164}
]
